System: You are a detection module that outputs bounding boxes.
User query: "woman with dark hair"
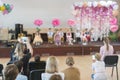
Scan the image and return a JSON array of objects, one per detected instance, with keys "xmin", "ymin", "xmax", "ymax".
[{"xmin": 100, "ymin": 37, "xmax": 114, "ymax": 60}]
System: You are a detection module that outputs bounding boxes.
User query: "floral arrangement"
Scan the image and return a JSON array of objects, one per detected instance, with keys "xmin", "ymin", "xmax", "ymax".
[
  {"xmin": 34, "ymin": 19, "xmax": 43, "ymax": 31},
  {"xmin": 109, "ymin": 17, "xmax": 118, "ymax": 32},
  {"xmin": 0, "ymin": 3, "xmax": 14, "ymax": 15},
  {"xmin": 72, "ymin": 1, "xmax": 119, "ymax": 40},
  {"xmin": 52, "ymin": 18, "xmax": 60, "ymax": 27},
  {"xmin": 67, "ymin": 19, "xmax": 76, "ymax": 27}
]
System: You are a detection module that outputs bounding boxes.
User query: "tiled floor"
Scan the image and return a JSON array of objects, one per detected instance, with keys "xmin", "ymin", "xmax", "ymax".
[{"xmin": 0, "ymin": 55, "xmax": 120, "ymax": 80}]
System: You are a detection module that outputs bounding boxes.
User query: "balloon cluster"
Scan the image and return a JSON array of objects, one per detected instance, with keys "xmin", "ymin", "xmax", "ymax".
[
  {"xmin": 52, "ymin": 18, "xmax": 60, "ymax": 27},
  {"xmin": 72, "ymin": 1, "xmax": 119, "ymax": 18},
  {"xmin": 0, "ymin": 3, "xmax": 14, "ymax": 15},
  {"xmin": 72, "ymin": 0, "xmax": 119, "ymax": 36}
]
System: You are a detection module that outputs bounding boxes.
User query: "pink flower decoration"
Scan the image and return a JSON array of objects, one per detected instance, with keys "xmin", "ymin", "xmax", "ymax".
[
  {"xmin": 67, "ymin": 19, "xmax": 76, "ymax": 27},
  {"xmin": 34, "ymin": 19, "xmax": 43, "ymax": 26},
  {"xmin": 52, "ymin": 18, "xmax": 60, "ymax": 27},
  {"xmin": 109, "ymin": 17, "xmax": 117, "ymax": 25},
  {"xmin": 110, "ymin": 25, "xmax": 118, "ymax": 32}
]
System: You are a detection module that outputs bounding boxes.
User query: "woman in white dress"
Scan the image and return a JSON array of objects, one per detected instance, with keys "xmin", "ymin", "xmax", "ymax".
[
  {"xmin": 41, "ymin": 56, "xmax": 64, "ymax": 80},
  {"xmin": 92, "ymin": 53, "xmax": 107, "ymax": 80}
]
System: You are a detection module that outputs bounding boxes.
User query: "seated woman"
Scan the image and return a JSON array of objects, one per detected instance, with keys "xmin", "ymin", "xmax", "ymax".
[
  {"xmin": 63, "ymin": 56, "xmax": 80, "ymax": 80},
  {"xmin": 50, "ymin": 74, "xmax": 62, "ymax": 80},
  {"xmin": 41, "ymin": 56, "xmax": 64, "ymax": 80},
  {"xmin": 33, "ymin": 31, "xmax": 43, "ymax": 45}
]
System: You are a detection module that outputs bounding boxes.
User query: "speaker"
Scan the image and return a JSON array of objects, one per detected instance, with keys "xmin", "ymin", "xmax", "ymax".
[{"xmin": 15, "ymin": 24, "xmax": 23, "ymax": 39}]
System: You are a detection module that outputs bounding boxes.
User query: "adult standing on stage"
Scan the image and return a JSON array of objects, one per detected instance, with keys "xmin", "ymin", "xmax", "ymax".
[{"xmin": 100, "ymin": 37, "xmax": 114, "ymax": 60}]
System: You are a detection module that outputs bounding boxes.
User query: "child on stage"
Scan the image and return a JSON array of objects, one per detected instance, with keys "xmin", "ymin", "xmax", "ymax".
[{"xmin": 33, "ymin": 30, "xmax": 43, "ymax": 46}]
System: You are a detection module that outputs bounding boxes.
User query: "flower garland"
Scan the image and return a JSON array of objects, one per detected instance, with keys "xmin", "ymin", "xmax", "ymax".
[{"xmin": 72, "ymin": 0, "xmax": 119, "ymax": 38}]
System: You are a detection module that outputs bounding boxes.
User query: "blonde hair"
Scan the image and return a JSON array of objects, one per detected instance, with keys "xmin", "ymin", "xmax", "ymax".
[
  {"xmin": 66, "ymin": 56, "xmax": 74, "ymax": 66},
  {"xmin": 103, "ymin": 37, "xmax": 110, "ymax": 51},
  {"xmin": 95, "ymin": 53, "xmax": 101, "ymax": 61},
  {"xmin": 14, "ymin": 43, "xmax": 25, "ymax": 60},
  {"xmin": 4, "ymin": 64, "xmax": 19, "ymax": 80},
  {"xmin": 45, "ymin": 56, "xmax": 58, "ymax": 73}
]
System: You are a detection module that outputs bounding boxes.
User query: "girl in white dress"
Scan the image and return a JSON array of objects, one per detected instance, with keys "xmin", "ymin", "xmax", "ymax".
[
  {"xmin": 92, "ymin": 53, "xmax": 107, "ymax": 80},
  {"xmin": 33, "ymin": 31, "xmax": 43, "ymax": 45}
]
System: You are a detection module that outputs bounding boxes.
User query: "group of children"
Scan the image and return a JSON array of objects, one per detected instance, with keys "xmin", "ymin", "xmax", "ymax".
[
  {"xmin": 32, "ymin": 28, "xmax": 95, "ymax": 46},
  {"xmin": 33, "ymin": 28, "xmax": 74, "ymax": 46}
]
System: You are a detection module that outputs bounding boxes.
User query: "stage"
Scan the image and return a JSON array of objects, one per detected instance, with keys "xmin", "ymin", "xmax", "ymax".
[{"xmin": 0, "ymin": 41, "xmax": 120, "ymax": 58}]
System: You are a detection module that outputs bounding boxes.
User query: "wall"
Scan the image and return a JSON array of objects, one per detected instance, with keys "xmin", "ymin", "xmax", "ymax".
[{"xmin": 0, "ymin": 0, "xmax": 80, "ymax": 29}]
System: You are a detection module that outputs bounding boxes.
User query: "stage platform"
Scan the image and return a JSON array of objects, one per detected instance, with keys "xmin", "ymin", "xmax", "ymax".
[{"xmin": 0, "ymin": 42, "xmax": 120, "ymax": 58}]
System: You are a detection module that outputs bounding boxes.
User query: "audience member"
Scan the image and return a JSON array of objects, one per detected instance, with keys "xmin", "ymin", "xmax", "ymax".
[
  {"xmin": 50, "ymin": 74, "xmax": 62, "ymax": 80},
  {"xmin": 92, "ymin": 53, "xmax": 107, "ymax": 80},
  {"xmin": 4, "ymin": 64, "xmax": 19, "ymax": 80},
  {"xmin": 14, "ymin": 60, "xmax": 28, "ymax": 80},
  {"xmin": 13, "ymin": 41, "xmax": 32, "ymax": 76},
  {"xmin": 100, "ymin": 37, "xmax": 114, "ymax": 60},
  {"xmin": 63, "ymin": 56, "xmax": 80, "ymax": 80},
  {"xmin": 41, "ymin": 56, "xmax": 64, "ymax": 80},
  {"xmin": 34, "ymin": 55, "xmax": 41, "ymax": 62}
]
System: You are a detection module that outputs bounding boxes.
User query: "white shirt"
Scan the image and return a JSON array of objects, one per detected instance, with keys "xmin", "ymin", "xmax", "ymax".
[
  {"xmin": 16, "ymin": 73, "xmax": 28, "ymax": 80},
  {"xmin": 75, "ymin": 32, "xmax": 81, "ymax": 38},
  {"xmin": 100, "ymin": 44, "xmax": 114, "ymax": 60},
  {"xmin": 47, "ymin": 31, "xmax": 54, "ymax": 37},
  {"xmin": 92, "ymin": 61, "xmax": 107, "ymax": 80},
  {"xmin": 41, "ymin": 72, "xmax": 64, "ymax": 80}
]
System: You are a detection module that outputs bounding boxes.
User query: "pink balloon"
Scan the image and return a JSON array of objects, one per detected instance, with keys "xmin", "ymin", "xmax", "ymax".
[
  {"xmin": 34, "ymin": 19, "xmax": 43, "ymax": 26},
  {"xmin": 109, "ymin": 17, "xmax": 117, "ymax": 25},
  {"xmin": 52, "ymin": 18, "xmax": 60, "ymax": 27},
  {"xmin": 3, "ymin": 10, "xmax": 8, "ymax": 15},
  {"xmin": 10, "ymin": 4, "xmax": 14, "ymax": 10},
  {"xmin": 67, "ymin": 19, "xmax": 76, "ymax": 27},
  {"xmin": 110, "ymin": 25, "xmax": 118, "ymax": 32}
]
